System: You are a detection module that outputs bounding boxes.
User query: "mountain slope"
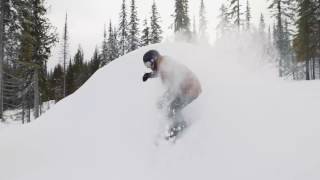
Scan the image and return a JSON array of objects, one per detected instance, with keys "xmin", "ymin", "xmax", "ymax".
[{"xmin": 1, "ymin": 41, "xmax": 320, "ymax": 180}]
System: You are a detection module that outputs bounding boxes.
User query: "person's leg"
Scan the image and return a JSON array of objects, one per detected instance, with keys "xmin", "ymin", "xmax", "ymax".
[
  {"xmin": 166, "ymin": 95, "xmax": 198, "ymax": 138},
  {"xmin": 168, "ymin": 96, "xmax": 183, "ymax": 119},
  {"xmin": 166, "ymin": 97, "xmax": 187, "ymax": 138}
]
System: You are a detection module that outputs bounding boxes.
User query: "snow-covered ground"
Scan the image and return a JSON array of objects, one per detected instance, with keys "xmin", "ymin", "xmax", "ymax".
[
  {"xmin": 1, "ymin": 34, "xmax": 320, "ymax": 180},
  {"xmin": 0, "ymin": 100, "xmax": 55, "ymax": 129}
]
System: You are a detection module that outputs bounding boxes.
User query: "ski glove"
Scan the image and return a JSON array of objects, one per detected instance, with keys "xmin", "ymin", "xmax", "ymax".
[{"xmin": 143, "ymin": 73, "xmax": 152, "ymax": 82}]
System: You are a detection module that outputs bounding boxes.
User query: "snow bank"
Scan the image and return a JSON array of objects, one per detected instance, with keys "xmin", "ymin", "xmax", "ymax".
[{"xmin": 1, "ymin": 36, "xmax": 320, "ymax": 180}]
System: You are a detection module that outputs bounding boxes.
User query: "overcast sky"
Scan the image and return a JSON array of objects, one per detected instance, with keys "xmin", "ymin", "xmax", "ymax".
[{"xmin": 46, "ymin": 0, "xmax": 271, "ymax": 69}]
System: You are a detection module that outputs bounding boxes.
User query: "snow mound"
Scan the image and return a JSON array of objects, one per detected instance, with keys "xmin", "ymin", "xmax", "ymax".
[{"xmin": 1, "ymin": 42, "xmax": 320, "ymax": 180}]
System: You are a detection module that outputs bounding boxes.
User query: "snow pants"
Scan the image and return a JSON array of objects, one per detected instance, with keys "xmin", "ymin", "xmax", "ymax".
[{"xmin": 167, "ymin": 94, "xmax": 197, "ymax": 121}]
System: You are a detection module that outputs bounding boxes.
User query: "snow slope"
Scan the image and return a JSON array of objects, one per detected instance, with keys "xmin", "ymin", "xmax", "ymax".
[{"xmin": 1, "ymin": 37, "xmax": 320, "ymax": 180}]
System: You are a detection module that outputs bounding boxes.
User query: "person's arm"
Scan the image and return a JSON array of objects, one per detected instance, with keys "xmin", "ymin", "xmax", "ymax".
[{"xmin": 142, "ymin": 71, "xmax": 158, "ymax": 82}]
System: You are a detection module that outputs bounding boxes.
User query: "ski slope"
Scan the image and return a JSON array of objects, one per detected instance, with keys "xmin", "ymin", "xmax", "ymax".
[{"xmin": 1, "ymin": 36, "xmax": 320, "ymax": 180}]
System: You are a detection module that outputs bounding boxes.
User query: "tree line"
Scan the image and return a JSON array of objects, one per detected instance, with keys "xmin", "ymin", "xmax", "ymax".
[
  {"xmin": 50, "ymin": 0, "xmax": 211, "ymax": 105},
  {"xmin": 216, "ymin": 0, "xmax": 320, "ymax": 80},
  {"xmin": 48, "ymin": 0, "xmax": 163, "ymax": 103},
  {"xmin": 0, "ymin": 0, "xmax": 56, "ymax": 121},
  {"xmin": 1, "ymin": 0, "xmax": 320, "ymax": 121}
]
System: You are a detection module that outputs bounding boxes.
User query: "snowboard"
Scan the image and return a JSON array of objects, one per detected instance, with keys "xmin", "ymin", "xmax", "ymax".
[{"xmin": 164, "ymin": 120, "xmax": 187, "ymax": 142}]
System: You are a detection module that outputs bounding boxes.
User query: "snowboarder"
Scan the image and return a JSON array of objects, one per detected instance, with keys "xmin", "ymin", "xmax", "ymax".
[{"xmin": 142, "ymin": 50, "xmax": 202, "ymax": 139}]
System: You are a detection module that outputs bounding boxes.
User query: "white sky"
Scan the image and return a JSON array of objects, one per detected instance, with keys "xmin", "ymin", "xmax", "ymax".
[{"xmin": 47, "ymin": 0, "xmax": 271, "ymax": 69}]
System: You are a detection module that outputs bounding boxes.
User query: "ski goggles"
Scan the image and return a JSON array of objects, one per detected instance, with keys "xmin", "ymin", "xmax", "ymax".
[{"xmin": 144, "ymin": 58, "xmax": 155, "ymax": 69}]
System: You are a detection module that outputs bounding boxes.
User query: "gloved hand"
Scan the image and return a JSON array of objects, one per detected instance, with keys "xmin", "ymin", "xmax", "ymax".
[{"xmin": 142, "ymin": 73, "xmax": 152, "ymax": 82}]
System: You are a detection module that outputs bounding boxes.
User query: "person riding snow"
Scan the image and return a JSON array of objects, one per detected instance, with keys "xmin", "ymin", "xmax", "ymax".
[{"xmin": 142, "ymin": 50, "xmax": 202, "ymax": 137}]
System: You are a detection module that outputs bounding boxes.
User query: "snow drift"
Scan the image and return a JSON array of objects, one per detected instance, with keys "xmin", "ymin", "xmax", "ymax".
[{"xmin": 1, "ymin": 34, "xmax": 320, "ymax": 180}]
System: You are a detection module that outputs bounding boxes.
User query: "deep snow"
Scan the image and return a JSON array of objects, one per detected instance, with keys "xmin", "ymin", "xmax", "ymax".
[{"xmin": 1, "ymin": 36, "xmax": 320, "ymax": 180}]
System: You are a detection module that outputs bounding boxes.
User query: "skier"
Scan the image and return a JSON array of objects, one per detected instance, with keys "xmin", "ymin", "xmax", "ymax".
[{"xmin": 142, "ymin": 50, "xmax": 202, "ymax": 139}]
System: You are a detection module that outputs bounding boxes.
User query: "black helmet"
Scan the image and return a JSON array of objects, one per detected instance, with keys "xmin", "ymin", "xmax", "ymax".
[{"xmin": 143, "ymin": 50, "xmax": 160, "ymax": 69}]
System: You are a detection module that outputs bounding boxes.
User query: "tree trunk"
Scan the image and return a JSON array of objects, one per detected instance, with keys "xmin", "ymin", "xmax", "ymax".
[
  {"xmin": 279, "ymin": 58, "xmax": 283, "ymax": 77},
  {"xmin": 22, "ymin": 99, "xmax": 25, "ymax": 124},
  {"xmin": 33, "ymin": 70, "xmax": 40, "ymax": 119},
  {"xmin": 63, "ymin": 14, "xmax": 68, "ymax": 98},
  {"xmin": 306, "ymin": 59, "xmax": 310, "ymax": 80},
  {"xmin": 237, "ymin": 0, "xmax": 240, "ymax": 30},
  {"xmin": 27, "ymin": 95, "xmax": 30, "ymax": 123},
  {"xmin": 0, "ymin": 0, "xmax": 4, "ymax": 121},
  {"xmin": 312, "ymin": 58, "xmax": 316, "ymax": 79},
  {"xmin": 318, "ymin": 58, "xmax": 320, "ymax": 79}
]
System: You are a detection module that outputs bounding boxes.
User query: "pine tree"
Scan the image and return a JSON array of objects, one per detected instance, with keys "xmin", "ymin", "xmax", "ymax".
[
  {"xmin": 282, "ymin": 19, "xmax": 293, "ymax": 77},
  {"xmin": 0, "ymin": 0, "xmax": 4, "ymax": 119},
  {"xmin": 229, "ymin": 0, "xmax": 241, "ymax": 30},
  {"xmin": 174, "ymin": 0, "xmax": 184, "ymax": 32},
  {"xmin": 199, "ymin": 0, "xmax": 207, "ymax": 41},
  {"xmin": 315, "ymin": 0, "xmax": 320, "ymax": 63},
  {"xmin": 141, "ymin": 18, "xmax": 150, "ymax": 46},
  {"xmin": 71, "ymin": 46, "xmax": 91, "ymax": 90},
  {"xmin": 107, "ymin": 21, "xmax": 119, "ymax": 62},
  {"xmin": 192, "ymin": 15, "xmax": 198, "ymax": 40},
  {"xmin": 62, "ymin": 13, "xmax": 69, "ymax": 98},
  {"xmin": 113, "ymin": 27, "xmax": 120, "ymax": 58},
  {"xmin": 268, "ymin": 0, "xmax": 295, "ymax": 77},
  {"xmin": 217, "ymin": 3, "xmax": 231, "ymax": 38},
  {"xmin": 293, "ymin": 0, "xmax": 317, "ymax": 80},
  {"xmin": 65, "ymin": 59, "xmax": 75, "ymax": 96},
  {"xmin": 101, "ymin": 24, "xmax": 108, "ymax": 66},
  {"xmin": 174, "ymin": 0, "xmax": 191, "ymax": 38},
  {"xmin": 268, "ymin": 25, "xmax": 272, "ymax": 43},
  {"xmin": 73, "ymin": 46, "xmax": 85, "ymax": 88},
  {"xmin": 259, "ymin": 13, "xmax": 266, "ymax": 35},
  {"xmin": 272, "ymin": 23, "xmax": 277, "ymax": 45},
  {"xmin": 51, "ymin": 64, "xmax": 64, "ymax": 101},
  {"xmin": 182, "ymin": 0, "xmax": 191, "ymax": 30},
  {"xmin": 150, "ymin": 1, "xmax": 162, "ymax": 44},
  {"xmin": 245, "ymin": 0, "xmax": 251, "ymax": 30},
  {"xmin": 128, "ymin": 0, "xmax": 140, "ymax": 52},
  {"xmin": 3, "ymin": 0, "xmax": 21, "ymax": 65},
  {"xmin": 90, "ymin": 47, "xmax": 101, "ymax": 75},
  {"xmin": 30, "ymin": 0, "xmax": 57, "ymax": 109},
  {"xmin": 118, "ymin": 0, "xmax": 129, "ymax": 55},
  {"xmin": 0, "ymin": 0, "xmax": 56, "ymax": 120}
]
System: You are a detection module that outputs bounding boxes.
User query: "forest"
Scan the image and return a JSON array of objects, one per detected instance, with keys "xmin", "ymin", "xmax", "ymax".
[{"xmin": 0, "ymin": 0, "xmax": 319, "ymax": 122}]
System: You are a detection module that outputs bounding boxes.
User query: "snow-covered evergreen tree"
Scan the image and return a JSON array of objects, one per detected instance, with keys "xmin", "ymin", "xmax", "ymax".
[
  {"xmin": 199, "ymin": 0, "xmax": 207, "ymax": 41},
  {"xmin": 245, "ymin": 0, "xmax": 251, "ymax": 30},
  {"xmin": 31, "ymin": 0, "xmax": 57, "ymax": 106},
  {"xmin": 3, "ymin": 0, "xmax": 20, "ymax": 64},
  {"xmin": 150, "ymin": 1, "xmax": 162, "ymax": 44},
  {"xmin": 101, "ymin": 24, "xmax": 108, "ymax": 66},
  {"xmin": 192, "ymin": 15, "xmax": 198, "ymax": 41},
  {"xmin": 61, "ymin": 13, "xmax": 69, "ymax": 98},
  {"xmin": 269, "ymin": 0, "xmax": 295, "ymax": 77},
  {"xmin": 128, "ymin": 0, "xmax": 140, "ymax": 52},
  {"xmin": 73, "ymin": 46, "xmax": 86, "ymax": 88},
  {"xmin": 228, "ymin": 0, "xmax": 241, "ymax": 30},
  {"xmin": 259, "ymin": 13, "xmax": 266, "ymax": 35},
  {"xmin": 65, "ymin": 59, "xmax": 75, "ymax": 96},
  {"xmin": 174, "ymin": 0, "xmax": 191, "ymax": 38},
  {"xmin": 268, "ymin": 25, "xmax": 272, "ymax": 43},
  {"xmin": 90, "ymin": 47, "xmax": 101, "ymax": 74},
  {"xmin": 293, "ymin": 0, "xmax": 317, "ymax": 80},
  {"xmin": 107, "ymin": 21, "xmax": 119, "ymax": 62},
  {"xmin": 118, "ymin": 0, "xmax": 129, "ymax": 56},
  {"xmin": 182, "ymin": 0, "xmax": 191, "ymax": 31},
  {"xmin": 217, "ymin": 3, "xmax": 231, "ymax": 38},
  {"xmin": 141, "ymin": 18, "xmax": 150, "ymax": 46},
  {"xmin": 0, "ymin": 0, "xmax": 5, "ymax": 119}
]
